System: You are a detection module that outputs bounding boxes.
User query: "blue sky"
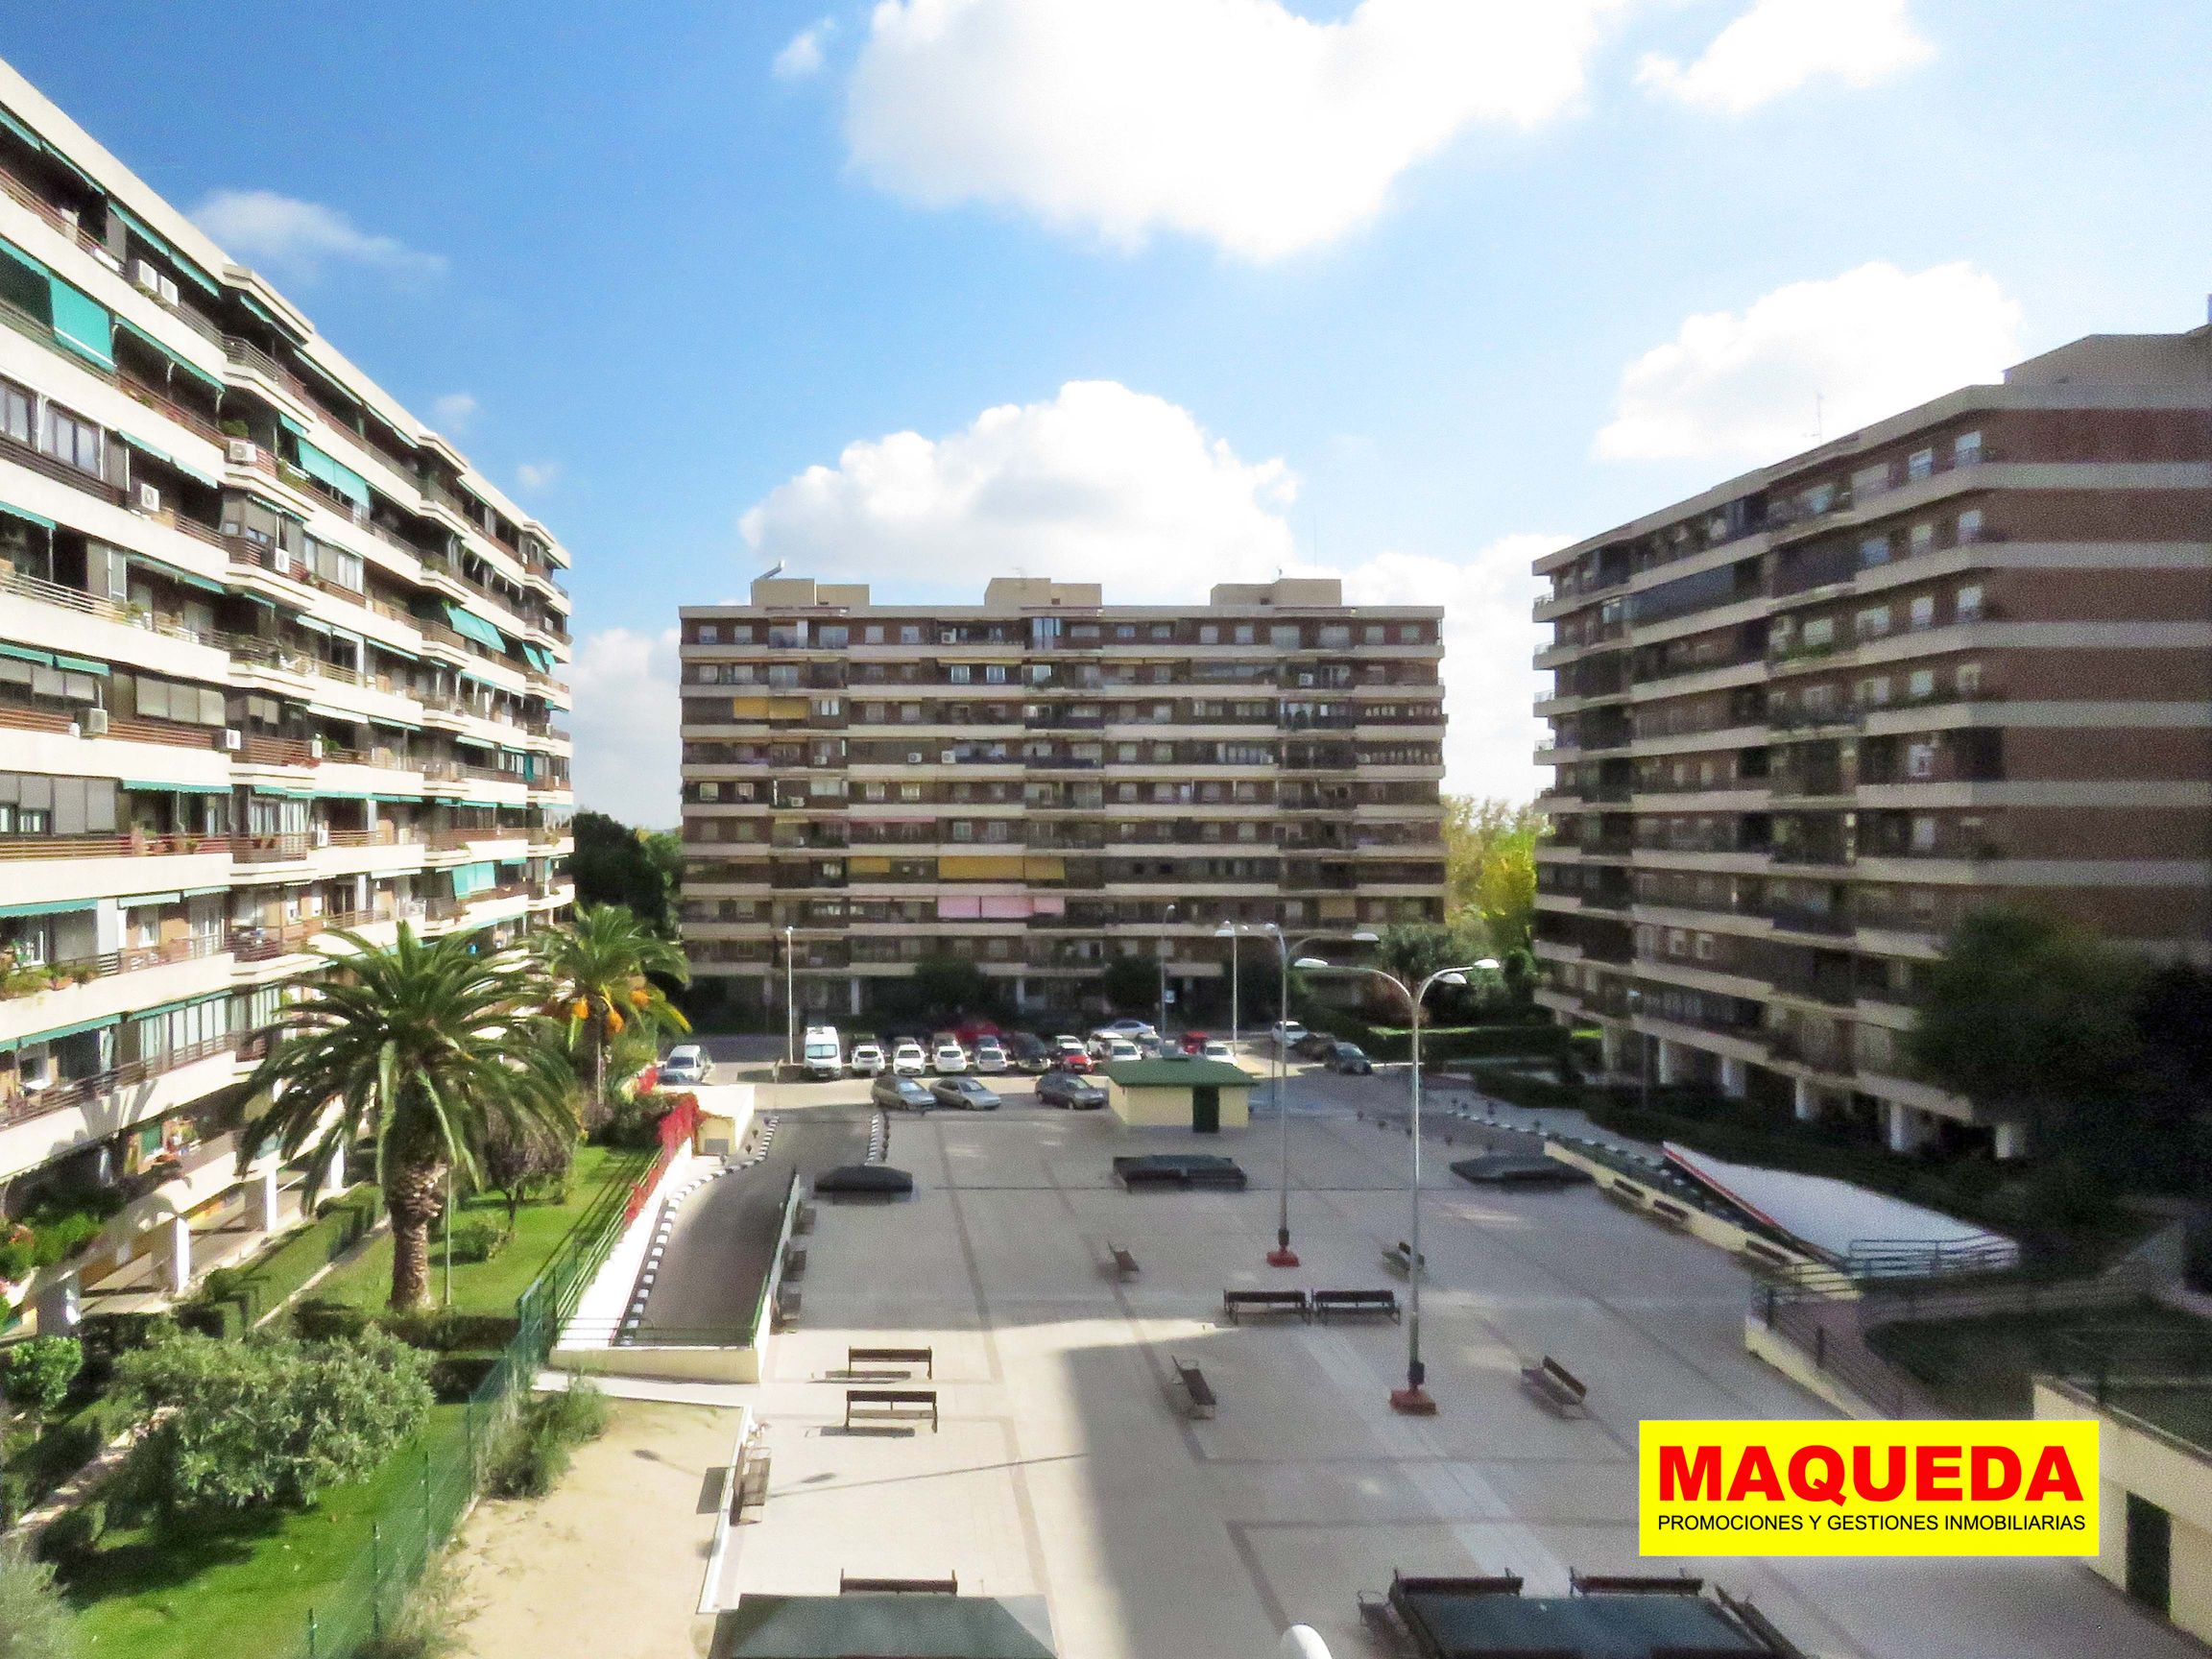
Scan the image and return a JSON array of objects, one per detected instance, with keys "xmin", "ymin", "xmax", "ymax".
[{"xmin": 8, "ymin": 2, "xmax": 2209, "ymax": 822}]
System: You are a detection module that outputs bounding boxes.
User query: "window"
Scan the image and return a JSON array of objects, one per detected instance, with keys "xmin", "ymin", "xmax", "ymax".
[
  {"xmin": 38, "ymin": 401, "xmax": 102, "ymax": 475},
  {"xmin": 1909, "ymin": 668, "xmax": 1936, "ymax": 700},
  {"xmin": 1955, "ymin": 584, "xmax": 1984, "ymax": 623},
  {"xmin": 0, "ymin": 377, "xmax": 30, "ymax": 445},
  {"xmin": 1270, "ymin": 625, "xmax": 1300, "ymax": 649},
  {"xmin": 1852, "ymin": 462, "xmax": 1891, "ymax": 500},
  {"xmin": 1957, "ymin": 661, "xmax": 1983, "ymax": 697},
  {"xmin": 1910, "ymin": 522, "xmax": 1935, "ymax": 553},
  {"xmin": 1908, "ymin": 447, "xmax": 1935, "ymax": 482},
  {"xmin": 1907, "ymin": 742, "xmax": 1936, "ymax": 779},
  {"xmin": 697, "ymin": 623, "xmax": 719, "ymax": 645},
  {"xmin": 1909, "ymin": 595, "xmax": 1936, "ymax": 631},
  {"xmin": 1363, "ymin": 624, "xmax": 1385, "ymax": 644},
  {"xmin": 1116, "ymin": 624, "xmax": 1136, "ymax": 640},
  {"xmin": 984, "ymin": 664, "xmax": 1007, "ymax": 685},
  {"xmin": 1802, "ymin": 616, "xmax": 1835, "ymax": 648},
  {"xmin": 899, "ymin": 625, "xmax": 922, "ymax": 645},
  {"xmin": 1860, "ymin": 675, "xmax": 1892, "ymax": 707},
  {"xmin": 1855, "ymin": 605, "xmax": 1890, "ymax": 639},
  {"xmin": 1234, "ymin": 624, "xmax": 1255, "ymax": 645},
  {"xmin": 1911, "ymin": 815, "xmax": 1936, "ymax": 852},
  {"xmin": 1954, "ymin": 430, "xmax": 1983, "ymax": 465},
  {"xmin": 1957, "ymin": 508, "xmax": 1984, "ymax": 544},
  {"xmin": 949, "ymin": 663, "xmax": 971, "ymax": 684},
  {"xmin": 1694, "ymin": 934, "xmax": 1716, "ymax": 962},
  {"xmin": 863, "ymin": 624, "xmax": 884, "ymax": 644},
  {"xmin": 1858, "ymin": 536, "xmax": 1890, "ymax": 569},
  {"xmin": 1197, "ymin": 624, "xmax": 1219, "ymax": 644}
]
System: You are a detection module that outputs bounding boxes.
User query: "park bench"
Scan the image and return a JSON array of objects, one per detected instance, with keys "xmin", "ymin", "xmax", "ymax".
[
  {"xmin": 850, "ymin": 1345, "xmax": 935, "ymax": 1378},
  {"xmin": 1382, "ymin": 1241, "xmax": 1427, "ymax": 1278},
  {"xmin": 1107, "ymin": 1241, "xmax": 1140, "ymax": 1281},
  {"xmin": 1312, "ymin": 1288, "xmax": 1400, "ymax": 1323},
  {"xmin": 845, "ymin": 1386, "xmax": 939, "ymax": 1432},
  {"xmin": 733, "ymin": 1449, "xmax": 771, "ymax": 1521},
  {"xmin": 1170, "ymin": 1355, "xmax": 1215, "ymax": 1420},
  {"xmin": 840, "ymin": 1571, "xmax": 958, "ymax": 1596},
  {"xmin": 793, "ymin": 1201, "xmax": 816, "ymax": 1235},
  {"xmin": 1602, "ymin": 1179, "xmax": 1647, "ymax": 1211},
  {"xmin": 782, "ymin": 1244, "xmax": 808, "ymax": 1279},
  {"xmin": 1569, "ymin": 1569, "xmax": 1702, "ymax": 1596},
  {"xmin": 1647, "ymin": 1197, "xmax": 1693, "ymax": 1231},
  {"xmin": 774, "ymin": 1286, "xmax": 802, "ymax": 1330},
  {"xmin": 1223, "ymin": 1287, "xmax": 1310, "ymax": 1324},
  {"xmin": 1519, "ymin": 1356, "xmax": 1589, "ymax": 1415},
  {"xmin": 1739, "ymin": 1238, "xmax": 1793, "ymax": 1272}
]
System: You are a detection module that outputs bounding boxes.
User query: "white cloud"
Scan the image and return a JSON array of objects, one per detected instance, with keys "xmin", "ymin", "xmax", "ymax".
[
  {"xmin": 843, "ymin": 0, "xmax": 1628, "ymax": 260},
  {"xmin": 569, "ymin": 627, "xmax": 682, "ymax": 824},
  {"xmin": 737, "ymin": 380, "xmax": 1552, "ymax": 800},
  {"xmin": 188, "ymin": 189, "xmax": 445, "ymax": 282},
  {"xmin": 428, "ymin": 392, "xmax": 478, "ymax": 434},
  {"xmin": 516, "ymin": 461, "xmax": 562, "ymax": 492},
  {"xmin": 774, "ymin": 18, "xmax": 832, "ymax": 80},
  {"xmin": 1638, "ymin": 0, "xmax": 1933, "ymax": 114},
  {"xmin": 740, "ymin": 380, "xmax": 1299, "ymax": 594},
  {"xmin": 1595, "ymin": 261, "xmax": 2023, "ymax": 465}
]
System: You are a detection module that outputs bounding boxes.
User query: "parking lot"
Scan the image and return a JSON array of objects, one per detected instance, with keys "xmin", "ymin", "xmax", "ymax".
[{"xmin": 709, "ymin": 1089, "xmax": 2191, "ymax": 1659}]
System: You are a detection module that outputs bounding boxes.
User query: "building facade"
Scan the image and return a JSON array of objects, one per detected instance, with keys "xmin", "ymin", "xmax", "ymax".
[
  {"xmin": 0, "ymin": 62, "xmax": 575, "ymax": 1309},
  {"xmin": 679, "ymin": 575, "xmax": 1445, "ymax": 1018},
  {"xmin": 1532, "ymin": 323, "xmax": 2212, "ymax": 1157}
]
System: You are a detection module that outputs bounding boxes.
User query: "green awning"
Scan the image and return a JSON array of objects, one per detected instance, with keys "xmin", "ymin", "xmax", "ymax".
[
  {"xmin": 276, "ymin": 414, "xmax": 307, "ymax": 438},
  {"xmin": 48, "ymin": 278, "xmax": 113, "ymax": 370},
  {"xmin": 128, "ymin": 551, "xmax": 226, "ymax": 595},
  {"xmin": 0, "ymin": 641, "xmax": 53, "ymax": 667},
  {"xmin": 442, "ymin": 603, "xmax": 508, "ymax": 653},
  {"xmin": 10, "ymin": 1012, "xmax": 120, "ymax": 1047},
  {"xmin": 108, "ymin": 203, "xmax": 172, "ymax": 261},
  {"xmin": 171, "ymin": 257, "xmax": 222, "ymax": 301},
  {"xmin": 181, "ymin": 885, "xmax": 228, "ymax": 898},
  {"xmin": 371, "ymin": 794, "xmax": 421, "ymax": 805},
  {"xmin": 123, "ymin": 780, "xmax": 229, "ymax": 795},
  {"xmin": 254, "ymin": 787, "xmax": 314, "ymax": 801},
  {"xmin": 0, "ymin": 233, "xmax": 49, "ymax": 283},
  {"xmin": 115, "ymin": 317, "xmax": 224, "ymax": 397},
  {"xmin": 238, "ymin": 293, "xmax": 299, "ymax": 339},
  {"xmin": 0, "ymin": 500, "xmax": 56, "ymax": 532},
  {"xmin": 39, "ymin": 146, "xmax": 99, "ymax": 198},
  {"xmin": 121, "ymin": 434, "xmax": 220, "ymax": 492},
  {"xmin": 52, "ymin": 654, "xmax": 108, "ymax": 676},
  {"xmin": 0, "ymin": 897, "xmax": 97, "ymax": 920},
  {"xmin": 295, "ymin": 438, "xmax": 370, "ymax": 508},
  {"xmin": 116, "ymin": 892, "xmax": 182, "ymax": 908},
  {"xmin": 132, "ymin": 991, "xmax": 226, "ymax": 1021},
  {"xmin": 0, "ymin": 104, "xmax": 37, "ymax": 152},
  {"xmin": 519, "ymin": 641, "xmax": 554, "ymax": 673}
]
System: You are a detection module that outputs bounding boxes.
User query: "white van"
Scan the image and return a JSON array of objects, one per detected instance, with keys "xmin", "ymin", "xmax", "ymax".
[{"xmin": 802, "ymin": 1024, "xmax": 844, "ymax": 1080}]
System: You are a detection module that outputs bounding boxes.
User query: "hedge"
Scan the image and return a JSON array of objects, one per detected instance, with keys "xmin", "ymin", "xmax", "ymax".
[
  {"xmin": 188, "ymin": 1186, "xmax": 384, "ymax": 1338},
  {"xmin": 1290, "ymin": 997, "xmax": 1566, "ymax": 1066}
]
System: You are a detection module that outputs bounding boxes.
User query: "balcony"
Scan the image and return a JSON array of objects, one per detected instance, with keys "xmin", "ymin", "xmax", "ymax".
[{"xmin": 0, "ymin": 1030, "xmax": 246, "ymax": 1134}]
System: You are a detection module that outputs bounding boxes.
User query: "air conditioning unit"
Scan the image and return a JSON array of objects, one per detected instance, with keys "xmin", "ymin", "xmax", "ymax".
[
  {"xmin": 1296, "ymin": 673, "xmax": 1315, "ymax": 687},
  {"xmin": 312, "ymin": 822, "xmax": 330, "ymax": 848},
  {"xmin": 941, "ymin": 751, "xmax": 957, "ymax": 764},
  {"xmin": 222, "ymin": 727, "xmax": 244, "ymax": 752},
  {"xmin": 132, "ymin": 257, "xmax": 163, "ymax": 294},
  {"xmin": 308, "ymin": 736, "xmax": 325, "ymax": 759},
  {"xmin": 350, "ymin": 501, "xmax": 369, "ymax": 525},
  {"xmin": 132, "ymin": 482, "xmax": 160, "ymax": 514},
  {"xmin": 54, "ymin": 206, "xmax": 78, "ymax": 234},
  {"xmin": 156, "ymin": 273, "xmax": 180, "ymax": 305},
  {"xmin": 81, "ymin": 707, "xmax": 109, "ymax": 735},
  {"xmin": 227, "ymin": 439, "xmax": 259, "ymax": 466},
  {"xmin": 906, "ymin": 752, "xmax": 923, "ymax": 764}
]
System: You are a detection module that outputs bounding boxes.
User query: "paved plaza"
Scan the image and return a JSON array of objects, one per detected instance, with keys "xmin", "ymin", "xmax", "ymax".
[{"xmin": 686, "ymin": 1079, "xmax": 2195, "ymax": 1659}]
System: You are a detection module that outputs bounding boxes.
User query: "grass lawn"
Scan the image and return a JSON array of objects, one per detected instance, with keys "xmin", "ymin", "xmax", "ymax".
[
  {"xmin": 68, "ymin": 1404, "xmax": 469, "ymax": 1659},
  {"xmin": 310, "ymin": 1143, "xmax": 650, "ymax": 1319},
  {"xmin": 1867, "ymin": 1298, "xmax": 2212, "ymax": 1419}
]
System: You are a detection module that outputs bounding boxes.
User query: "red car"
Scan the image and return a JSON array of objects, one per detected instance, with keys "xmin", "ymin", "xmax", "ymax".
[
  {"xmin": 1053, "ymin": 1048, "xmax": 1096, "ymax": 1073},
  {"xmin": 1178, "ymin": 1031, "xmax": 1211, "ymax": 1055}
]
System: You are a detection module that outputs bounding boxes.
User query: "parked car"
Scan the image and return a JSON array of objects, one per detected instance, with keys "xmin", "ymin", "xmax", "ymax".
[
  {"xmin": 1101, "ymin": 1038, "xmax": 1142, "ymax": 1065},
  {"xmin": 658, "ymin": 1044, "xmax": 709, "ymax": 1087},
  {"xmin": 1006, "ymin": 1032, "xmax": 1053, "ymax": 1072},
  {"xmin": 1199, "ymin": 1039, "xmax": 1238, "ymax": 1066},
  {"xmin": 1292, "ymin": 1031, "xmax": 1337, "ymax": 1062},
  {"xmin": 973, "ymin": 1038, "xmax": 1010, "ymax": 1074},
  {"xmin": 1177, "ymin": 1031, "xmax": 1210, "ymax": 1054},
  {"xmin": 1051, "ymin": 1045, "xmax": 1095, "ymax": 1073},
  {"xmin": 931, "ymin": 1041, "xmax": 970, "ymax": 1074},
  {"xmin": 1327, "ymin": 1041, "xmax": 1374, "ymax": 1075},
  {"xmin": 872, "ymin": 1074, "xmax": 936, "ymax": 1112},
  {"xmin": 931, "ymin": 1076, "xmax": 1000, "ymax": 1111},
  {"xmin": 1036, "ymin": 1070, "xmax": 1108, "ymax": 1110},
  {"xmin": 891, "ymin": 1039, "xmax": 928, "ymax": 1076},
  {"xmin": 1270, "ymin": 1020, "xmax": 1310, "ymax": 1050},
  {"xmin": 1092, "ymin": 1018, "xmax": 1157, "ymax": 1045},
  {"xmin": 848, "ymin": 1039, "xmax": 886, "ymax": 1076}
]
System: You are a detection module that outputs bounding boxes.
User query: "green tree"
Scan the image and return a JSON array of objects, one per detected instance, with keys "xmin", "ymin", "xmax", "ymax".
[
  {"xmin": 1101, "ymin": 954, "xmax": 1159, "ymax": 1016},
  {"xmin": 1367, "ymin": 921, "xmax": 1492, "ymax": 1021},
  {"xmin": 2, "ymin": 1337, "xmax": 82, "ymax": 1418},
  {"xmin": 1906, "ymin": 907, "xmax": 2146, "ymax": 1161},
  {"xmin": 566, "ymin": 811, "xmax": 683, "ymax": 937},
  {"xmin": 537, "ymin": 905, "xmax": 692, "ymax": 1117},
  {"xmin": 1442, "ymin": 796, "xmax": 1544, "ymax": 955},
  {"xmin": 477, "ymin": 1112, "xmax": 575, "ymax": 1229},
  {"xmin": 0, "ymin": 1544, "xmax": 76, "ymax": 1659},
  {"xmin": 238, "ymin": 926, "xmax": 579, "ymax": 1310},
  {"xmin": 910, "ymin": 954, "xmax": 996, "ymax": 1021},
  {"xmin": 117, "ymin": 1327, "xmax": 433, "ymax": 1510}
]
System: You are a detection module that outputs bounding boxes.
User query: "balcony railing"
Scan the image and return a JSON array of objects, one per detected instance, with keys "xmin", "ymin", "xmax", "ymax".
[
  {"xmin": 0, "ymin": 1030, "xmax": 247, "ymax": 1130},
  {"xmin": 0, "ymin": 830, "xmax": 232, "ymax": 861},
  {"xmin": 0, "ymin": 933, "xmax": 225, "ymax": 1001}
]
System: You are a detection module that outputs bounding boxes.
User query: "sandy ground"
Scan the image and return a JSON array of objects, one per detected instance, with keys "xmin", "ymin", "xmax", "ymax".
[{"xmin": 445, "ymin": 1398, "xmax": 739, "ymax": 1659}]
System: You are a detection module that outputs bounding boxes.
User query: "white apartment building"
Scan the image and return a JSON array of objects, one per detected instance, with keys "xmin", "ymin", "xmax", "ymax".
[{"xmin": 0, "ymin": 60, "xmax": 575, "ymax": 1323}]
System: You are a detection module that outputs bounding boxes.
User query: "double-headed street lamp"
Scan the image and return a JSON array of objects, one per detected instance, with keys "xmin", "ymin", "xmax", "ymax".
[
  {"xmin": 1218, "ymin": 923, "xmax": 1379, "ymax": 1269},
  {"xmin": 1303, "ymin": 954, "xmax": 1494, "ymax": 1415}
]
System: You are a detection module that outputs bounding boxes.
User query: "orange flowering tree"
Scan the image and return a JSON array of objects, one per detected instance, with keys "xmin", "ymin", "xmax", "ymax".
[{"xmin": 535, "ymin": 904, "xmax": 691, "ymax": 1115}]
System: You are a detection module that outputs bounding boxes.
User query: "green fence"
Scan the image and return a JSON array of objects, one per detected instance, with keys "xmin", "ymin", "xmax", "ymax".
[{"xmin": 282, "ymin": 1148, "xmax": 666, "ymax": 1657}]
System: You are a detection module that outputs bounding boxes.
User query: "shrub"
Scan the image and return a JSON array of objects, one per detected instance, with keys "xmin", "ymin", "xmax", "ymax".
[
  {"xmin": 485, "ymin": 1382, "xmax": 609, "ymax": 1500},
  {"xmin": 0, "ymin": 1470, "xmax": 29, "ymax": 1530},
  {"xmin": 3, "ymin": 1338, "xmax": 83, "ymax": 1417},
  {"xmin": 117, "ymin": 1326, "xmax": 435, "ymax": 1510},
  {"xmin": 0, "ymin": 1543, "xmax": 78, "ymax": 1659},
  {"xmin": 34, "ymin": 1498, "xmax": 103, "ymax": 1569},
  {"xmin": 0, "ymin": 1235, "xmax": 34, "ymax": 1282},
  {"xmin": 72, "ymin": 1312, "xmax": 168, "ymax": 1389},
  {"xmin": 292, "ymin": 1297, "xmax": 375, "ymax": 1342},
  {"xmin": 445, "ymin": 1220, "xmax": 510, "ymax": 1265},
  {"xmin": 540, "ymin": 1379, "xmax": 609, "ymax": 1444}
]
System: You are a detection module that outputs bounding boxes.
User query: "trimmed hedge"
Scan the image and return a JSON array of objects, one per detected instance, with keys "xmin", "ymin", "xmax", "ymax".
[
  {"xmin": 187, "ymin": 1186, "xmax": 384, "ymax": 1338},
  {"xmin": 1291, "ymin": 997, "xmax": 1566, "ymax": 1066}
]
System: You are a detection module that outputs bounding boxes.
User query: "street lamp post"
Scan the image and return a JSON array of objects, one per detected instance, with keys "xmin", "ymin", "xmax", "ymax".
[
  {"xmin": 1307, "ymin": 955, "xmax": 1488, "ymax": 1414},
  {"xmin": 1226, "ymin": 930, "xmax": 1241, "ymax": 1054},
  {"xmin": 783, "ymin": 925, "xmax": 796, "ymax": 1070},
  {"xmin": 1158, "ymin": 903, "xmax": 1177, "ymax": 1045}
]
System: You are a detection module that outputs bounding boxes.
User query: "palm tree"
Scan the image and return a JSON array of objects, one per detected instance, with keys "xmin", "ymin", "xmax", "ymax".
[
  {"xmin": 236, "ymin": 925, "xmax": 577, "ymax": 1310},
  {"xmin": 535, "ymin": 904, "xmax": 691, "ymax": 1114}
]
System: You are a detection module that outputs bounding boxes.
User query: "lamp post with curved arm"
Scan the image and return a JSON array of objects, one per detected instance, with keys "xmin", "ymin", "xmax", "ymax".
[{"xmin": 1305, "ymin": 955, "xmax": 1489, "ymax": 1414}]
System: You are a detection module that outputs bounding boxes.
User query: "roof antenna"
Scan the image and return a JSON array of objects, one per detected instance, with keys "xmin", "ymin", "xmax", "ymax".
[
  {"xmin": 754, "ymin": 560, "xmax": 785, "ymax": 584},
  {"xmin": 1811, "ymin": 393, "xmax": 1824, "ymax": 444}
]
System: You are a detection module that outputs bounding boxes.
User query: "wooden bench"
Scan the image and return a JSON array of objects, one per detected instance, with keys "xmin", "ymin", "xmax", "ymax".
[
  {"xmin": 1647, "ymin": 1198, "xmax": 1693, "ymax": 1231},
  {"xmin": 1569, "ymin": 1569, "xmax": 1702, "ymax": 1596},
  {"xmin": 845, "ymin": 1386, "xmax": 939, "ymax": 1432},
  {"xmin": 1603, "ymin": 1179, "xmax": 1648, "ymax": 1211},
  {"xmin": 1107, "ymin": 1241, "xmax": 1140, "ymax": 1281},
  {"xmin": 792, "ymin": 1201, "xmax": 816, "ymax": 1235},
  {"xmin": 850, "ymin": 1345, "xmax": 934, "ymax": 1378},
  {"xmin": 1739, "ymin": 1238, "xmax": 1793, "ymax": 1272},
  {"xmin": 1312, "ymin": 1288, "xmax": 1400, "ymax": 1323},
  {"xmin": 840, "ymin": 1571, "xmax": 957, "ymax": 1596},
  {"xmin": 1170, "ymin": 1356, "xmax": 1215, "ymax": 1420},
  {"xmin": 774, "ymin": 1286, "xmax": 802, "ymax": 1329},
  {"xmin": 1382, "ymin": 1241, "xmax": 1427, "ymax": 1278},
  {"xmin": 1222, "ymin": 1287, "xmax": 1310, "ymax": 1324},
  {"xmin": 782, "ymin": 1244, "xmax": 808, "ymax": 1279},
  {"xmin": 733, "ymin": 1450, "xmax": 771, "ymax": 1521},
  {"xmin": 1519, "ymin": 1355, "xmax": 1589, "ymax": 1415}
]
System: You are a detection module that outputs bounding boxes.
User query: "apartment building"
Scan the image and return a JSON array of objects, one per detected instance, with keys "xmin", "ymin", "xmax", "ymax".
[
  {"xmin": 1532, "ymin": 321, "xmax": 2212, "ymax": 1158},
  {"xmin": 679, "ymin": 575, "xmax": 1445, "ymax": 1017},
  {"xmin": 0, "ymin": 61, "xmax": 575, "ymax": 1313}
]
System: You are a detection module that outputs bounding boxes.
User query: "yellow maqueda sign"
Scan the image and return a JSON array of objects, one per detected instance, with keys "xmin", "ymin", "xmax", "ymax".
[{"xmin": 1639, "ymin": 1420, "xmax": 2100, "ymax": 1556}]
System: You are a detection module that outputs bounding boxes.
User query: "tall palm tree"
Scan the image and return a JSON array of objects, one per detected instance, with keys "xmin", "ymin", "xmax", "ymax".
[
  {"xmin": 236, "ymin": 926, "xmax": 577, "ymax": 1310},
  {"xmin": 535, "ymin": 904, "xmax": 691, "ymax": 1114}
]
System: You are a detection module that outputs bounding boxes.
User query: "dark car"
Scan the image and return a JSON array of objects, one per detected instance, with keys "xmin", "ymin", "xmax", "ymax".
[
  {"xmin": 1292, "ymin": 1031, "xmax": 1337, "ymax": 1061},
  {"xmin": 872, "ymin": 1074, "xmax": 936, "ymax": 1112},
  {"xmin": 930, "ymin": 1076, "xmax": 1001, "ymax": 1111},
  {"xmin": 1035, "ymin": 1070, "xmax": 1108, "ymax": 1110},
  {"xmin": 1327, "ymin": 1042, "xmax": 1374, "ymax": 1075},
  {"xmin": 1006, "ymin": 1032, "xmax": 1054, "ymax": 1073}
]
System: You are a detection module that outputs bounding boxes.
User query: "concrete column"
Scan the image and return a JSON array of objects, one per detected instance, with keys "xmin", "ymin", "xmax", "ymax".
[
  {"xmin": 1015, "ymin": 975, "xmax": 1028, "ymax": 1011},
  {"xmin": 252, "ymin": 1163, "xmax": 282, "ymax": 1234},
  {"xmin": 1654, "ymin": 1040, "xmax": 1682, "ymax": 1088},
  {"xmin": 848, "ymin": 977, "xmax": 862, "ymax": 1017},
  {"xmin": 34, "ymin": 1269, "xmax": 81, "ymax": 1337},
  {"xmin": 1885, "ymin": 1100, "xmax": 1926, "ymax": 1155},
  {"xmin": 1599, "ymin": 1026, "xmax": 1623, "ymax": 1075},
  {"xmin": 1792, "ymin": 1077, "xmax": 1818, "ymax": 1122},
  {"xmin": 326, "ymin": 1139, "xmax": 347, "ymax": 1191},
  {"xmin": 1993, "ymin": 1120, "xmax": 2030, "ymax": 1161},
  {"xmin": 1719, "ymin": 1055, "xmax": 1748, "ymax": 1100},
  {"xmin": 166, "ymin": 1214, "xmax": 193, "ymax": 1297}
]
